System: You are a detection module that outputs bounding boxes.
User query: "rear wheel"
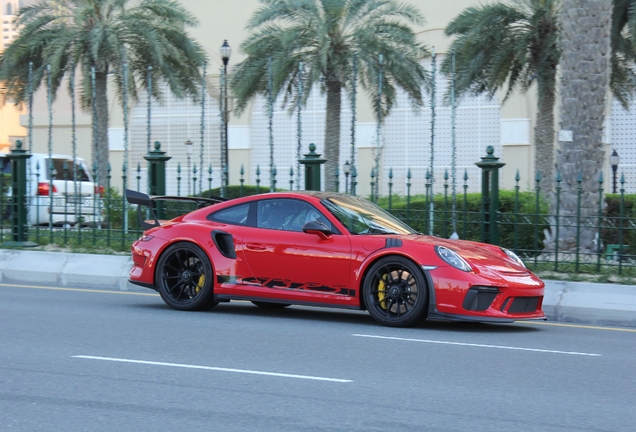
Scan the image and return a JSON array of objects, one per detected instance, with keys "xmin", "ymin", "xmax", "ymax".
[
  {"xmin": 363, "ymin": 256, "xmax": 428, "ymax": 327},
  {"xmin": 251, "ymin": 301, "xmax": 291, "ymax": 309},
  {"xmin": 155, "ymin": 242, "xmax": 218, "ymax": 311}
]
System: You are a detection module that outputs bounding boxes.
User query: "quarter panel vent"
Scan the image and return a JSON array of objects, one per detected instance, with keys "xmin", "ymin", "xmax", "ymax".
[{"xmin": 211, "ymin": 230, "xmax": 237, "ymax": 259}]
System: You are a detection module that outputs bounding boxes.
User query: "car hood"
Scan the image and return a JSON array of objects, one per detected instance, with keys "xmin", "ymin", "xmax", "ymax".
[{"xmin": 401, "ymin": 234, "xmax": 528, "ymax": 274}]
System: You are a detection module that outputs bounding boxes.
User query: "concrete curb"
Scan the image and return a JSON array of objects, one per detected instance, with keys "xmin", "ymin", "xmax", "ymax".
[
  {"xmin": 0, "ymin": 250, "xmax": 132, "ymax": 291},
  {"xmin": 543, "ymin": 280, "xmax": 636, "ymax": 328},
  {"xmin": 1, "ymin": 250, "xmax": 635, "ymax": 327}
]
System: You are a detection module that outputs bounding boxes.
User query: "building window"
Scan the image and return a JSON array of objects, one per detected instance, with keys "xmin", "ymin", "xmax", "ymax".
[{"xmin": 7, "ymin": 3, "xmax": 13, "ymax": 15}]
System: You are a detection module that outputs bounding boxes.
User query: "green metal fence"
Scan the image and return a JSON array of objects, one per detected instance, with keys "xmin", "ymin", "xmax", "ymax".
[{"xmin": 1, "ymin": 164, "xmax": 634, "ymax": 276}]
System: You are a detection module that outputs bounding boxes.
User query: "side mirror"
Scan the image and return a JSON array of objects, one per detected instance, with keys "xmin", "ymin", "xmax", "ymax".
[{"xmin": 302, "ymin": 220, "xmax": 332, "ymax": 240}]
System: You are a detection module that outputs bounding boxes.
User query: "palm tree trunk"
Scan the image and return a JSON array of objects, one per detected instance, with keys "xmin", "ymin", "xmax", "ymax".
[
  {"xmin": 323, "ymin": 80, "xmax": 341, "ymax": 192},
  {"xmin": 94, "ymin": 71, "xmax": 110, "ymax": 188},
  {"xmin": 551, "ymin": 0, "xmax": 612, "ymax": 253},
  {"xmin": 535, "ymin": 83, "xmax": 555, "ymax": 195}
]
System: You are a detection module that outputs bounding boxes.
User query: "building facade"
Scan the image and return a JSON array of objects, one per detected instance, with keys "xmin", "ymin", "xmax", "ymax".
[
  {"xmin": 0, "ymin": 0, "xmax": 25, "ymax": 153},
  {"xmin": 14, "ymin": 0, "xmax": 634, "ymax": 195}
]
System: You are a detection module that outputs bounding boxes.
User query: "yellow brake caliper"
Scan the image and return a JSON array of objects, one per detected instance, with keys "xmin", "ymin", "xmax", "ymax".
[
  {"xmin": 378, "ymin": 274, "xmax": 387, "ymax": 309},
  {"xmin": 195, "ymin": 275, "xmax": 205, "ymax": 294}
]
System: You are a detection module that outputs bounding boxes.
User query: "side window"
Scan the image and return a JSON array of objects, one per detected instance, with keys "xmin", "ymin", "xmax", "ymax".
[
  {"xmin": 256, "ymin": 198, "xmax": 335, "ymax": 232},
  {"xmin": 207, "ymin": 203, "xmax": 250, "ymax": 226}
]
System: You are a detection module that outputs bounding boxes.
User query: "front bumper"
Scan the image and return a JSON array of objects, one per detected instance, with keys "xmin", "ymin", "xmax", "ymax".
[{"xmin": 426, "ymin": 267, "xmax": 546, "ymax": 322}]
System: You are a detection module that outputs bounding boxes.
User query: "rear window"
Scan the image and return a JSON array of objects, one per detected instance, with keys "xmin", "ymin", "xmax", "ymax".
[
  {"xmin": 47, "ymin": 158, "xmax": 91, "ymax": 181},
  {"xmin": 208, "ymin": 203, "xmax": 250, "ymax": 225}
]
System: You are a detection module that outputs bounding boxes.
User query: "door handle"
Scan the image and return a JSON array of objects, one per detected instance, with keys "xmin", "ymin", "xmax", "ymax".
[{"xmin": 246, "ymin": 243, "xmax": 267, "ymax": 251}]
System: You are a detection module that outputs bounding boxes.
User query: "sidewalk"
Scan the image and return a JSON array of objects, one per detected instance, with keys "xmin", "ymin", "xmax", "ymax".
[{"xmin": 1, "ymin": 249, "xmax": 635, "ymax": 328}]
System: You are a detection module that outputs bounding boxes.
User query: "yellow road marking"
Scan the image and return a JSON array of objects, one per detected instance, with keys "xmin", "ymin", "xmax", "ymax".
[
  {"xmin": 519, "ymin": 320, "xmax": 636, "ymax": 333},
  {"xmin": 1, "ymin": 282, "xmax": 635, "ymax": 332},
  {"xmin": 0, "ymin": 282, "xmax": 159, "ymax": 296}
]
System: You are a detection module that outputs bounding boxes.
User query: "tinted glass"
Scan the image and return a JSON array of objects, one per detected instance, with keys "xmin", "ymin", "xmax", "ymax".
[
  {"xmin": 321, "ymin": 195, "xmax": 416, "ymax": 235},
  {"xmin": 256, "ymin": 198, "xmax": 334, "ymax": 232},
  {"xmin": 47, "ymin": 158, "xmax": 91, "ymax": 181},
  {"xmin": 208, "ymin": 203, "xmax": 250, "ymax": 225}
]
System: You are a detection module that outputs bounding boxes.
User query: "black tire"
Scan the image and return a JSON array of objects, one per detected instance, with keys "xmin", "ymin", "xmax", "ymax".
[
  {"xmin": 363, "ymin": 256, "xmax": 428, "ymax": 327},
  {"xmin": 251, "ymin": 301, "xmax": 291, "ymax": 309},
  {"xmin": 155, "ymin": 242, "xmax": 218, "ymax": 311}
]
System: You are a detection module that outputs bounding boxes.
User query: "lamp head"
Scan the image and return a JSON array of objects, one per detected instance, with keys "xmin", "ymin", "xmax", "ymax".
[{"xmin": 220, "ymin": 40, "xmax": 231, "ymax": 66}]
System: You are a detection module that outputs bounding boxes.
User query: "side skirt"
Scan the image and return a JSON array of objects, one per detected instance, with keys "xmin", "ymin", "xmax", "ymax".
[{"xmin": 214, "ymin": 294, "xmax": 361, "ymax": 311}]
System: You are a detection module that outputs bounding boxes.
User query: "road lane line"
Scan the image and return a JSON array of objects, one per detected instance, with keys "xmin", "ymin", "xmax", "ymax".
[
  {"xmin": 0, "ymin": 283, "xmax": 158, "ymax": 296},
  {"xmin": 72, "ymin": 355, "xmax": 353, "ymax": 383},
  {"xmin": 518, "ymin": 321, "xmax": 636, "ymax": 333},
  {"xmin": 352, "ymin": 334, "xmax": 601, "ymax": 357}
]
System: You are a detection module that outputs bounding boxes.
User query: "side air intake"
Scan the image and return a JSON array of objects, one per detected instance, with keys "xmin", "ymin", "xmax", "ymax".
[{"xmin": 211, "ymin": 230, "xmax": 237, "ymax": 259}]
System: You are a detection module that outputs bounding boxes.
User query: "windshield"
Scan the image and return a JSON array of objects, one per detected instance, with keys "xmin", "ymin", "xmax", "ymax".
[{"xmin": 321, "ymin": 195, "xmax": 416, "ymax": 235}]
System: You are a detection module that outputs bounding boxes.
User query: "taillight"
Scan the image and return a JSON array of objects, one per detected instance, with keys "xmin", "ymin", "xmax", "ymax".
[
  {"xmin": 94, "ymin": 185, "xmax": 105, "ymax": 197},
  {"xmin": 37, "ymin": 182, "xmax": 58, "ymax": 196}
]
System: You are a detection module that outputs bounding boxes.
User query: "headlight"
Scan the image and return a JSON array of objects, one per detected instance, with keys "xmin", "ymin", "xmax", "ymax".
[
  {"xmin": 435, "ymin": 246, "xmax": 472, "ymax": 272},
  {"xmin": 501, "ymin": 248, "xmax": 526, "ymax": 268}
]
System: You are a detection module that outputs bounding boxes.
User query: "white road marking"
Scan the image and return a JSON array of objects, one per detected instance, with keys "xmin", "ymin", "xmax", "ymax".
[
  {"xmin": 72, "ymin": 355, "xmax": 353, "ymax": 383},
  {"xmin": 352, "ymin": 334, "xmax": 601, "ymax": 357}
]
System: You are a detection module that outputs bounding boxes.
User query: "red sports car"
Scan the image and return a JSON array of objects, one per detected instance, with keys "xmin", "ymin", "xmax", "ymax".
[{"xmin": 125, "ymin": 190, "xmax": 545, "ymax": 327}]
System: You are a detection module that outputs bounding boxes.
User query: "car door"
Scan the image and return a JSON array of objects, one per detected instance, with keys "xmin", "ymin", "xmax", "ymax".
[{"xmin": 240, "ymin": 198, "xmax": 355, "ymax": 307}]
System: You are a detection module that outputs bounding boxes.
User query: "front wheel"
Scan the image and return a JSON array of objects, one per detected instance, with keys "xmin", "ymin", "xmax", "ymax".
[
  {"xmin": 363, "ymin": 257, "xmax": 428, "ymax": 327},
  {"xmin": 155, "ymin": 242, "xmax": 218, "ymax": 311}
]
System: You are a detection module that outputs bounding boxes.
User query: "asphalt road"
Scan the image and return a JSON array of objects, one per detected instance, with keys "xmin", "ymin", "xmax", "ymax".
[{"xmin": 1, "ymin": 282, "xmax": 635, "ymax": 432}]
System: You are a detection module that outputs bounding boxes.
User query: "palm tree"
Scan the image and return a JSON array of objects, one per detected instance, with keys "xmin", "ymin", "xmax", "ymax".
[
  {"xmin": 611, "ymin": 0, "xmax": 636, "ymax": 107},
  {"xmin": 231, "ymin": 0, "xmax": 429, "ymax": 191},
  {"xmin": 0, "ymin": 0, "xmax": 206, "ymax": 185},
  {"xmin": 553, "ymin": 0, "xmax": 612, "ymax": 253},
  {"xmin": 442, "ymin": 0, "xmax": 560, "ymax": 195}
]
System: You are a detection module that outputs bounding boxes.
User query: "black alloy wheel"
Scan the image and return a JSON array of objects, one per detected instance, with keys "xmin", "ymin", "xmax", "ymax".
[
  {"xmin": 155, "ymin": 242, "xmax": 218, "ymax": 311},
  {"xmin": 363, "ymin": 256, "xmax": 428, "ymax": 327},
  {"xmin": 251, "ymin": 301, "xmax": 291, "ymax": 309}
]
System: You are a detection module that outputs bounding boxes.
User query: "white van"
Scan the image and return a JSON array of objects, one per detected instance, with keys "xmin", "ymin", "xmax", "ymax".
[{"xmin": 0, "ymin": 152, "xmax": 103, "ymax": 226}]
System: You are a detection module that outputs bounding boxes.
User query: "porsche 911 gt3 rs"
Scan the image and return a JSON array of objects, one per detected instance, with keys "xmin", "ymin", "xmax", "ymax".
[{"xmin": 126, "ymin": 190, "xmax": 545, "ymax": 327}]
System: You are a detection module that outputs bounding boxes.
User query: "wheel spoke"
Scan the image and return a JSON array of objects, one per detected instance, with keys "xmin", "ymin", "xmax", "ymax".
[
  {"xmin": 371, "ymin": 289, "xmax": 389, "ymax": 295},
  {"xmin": 174, "ymin": 250, "xmax": 186, "ymax": 271},
  {"xmin": 167, "ymin": 280, "xmax": 184, "ymax": 294},
  {"xmin": 384, "ymin": 299, "xmax": 394, "ymax": 317},
  {"xmin": 176, "ymin": 281, "xmax": 187, "ymax": 299},
  {"xmin": 165, "ymin": 263, "xmax": 180, "ymax": 272}
]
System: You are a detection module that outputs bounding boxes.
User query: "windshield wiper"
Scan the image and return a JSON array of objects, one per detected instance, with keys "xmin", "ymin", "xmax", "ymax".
[{"xmin": 364, "ymin": 226, "xmax": 399, "ymax": 235}]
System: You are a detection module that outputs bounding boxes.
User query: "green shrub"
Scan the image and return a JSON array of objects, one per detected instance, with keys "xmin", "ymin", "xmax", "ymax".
[{"xmin": 381, "ymin": 191, "xmax": 550, "ymax": 256}]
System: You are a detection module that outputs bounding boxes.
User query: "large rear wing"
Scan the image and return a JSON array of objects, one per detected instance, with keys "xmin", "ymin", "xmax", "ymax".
[{"xmin": 125, "ymin": 189, "xmax": 227, "ymax": 230}]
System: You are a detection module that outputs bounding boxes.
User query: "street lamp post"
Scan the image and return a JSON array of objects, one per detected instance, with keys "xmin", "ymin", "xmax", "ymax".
[
  {"xmin": 220, "ymin": 40, "xmax": 231, "ymax": 194},
  {"xmin": 610, "ymin": 149, "xmax": 620, "ymax": 193},
  {"xmin": 344, "ymin": 161, "xmax": 350, "ymax": 194},
  {"xmin": 185, "ymin": 140, "xmax": 193, "ymax": 195}
]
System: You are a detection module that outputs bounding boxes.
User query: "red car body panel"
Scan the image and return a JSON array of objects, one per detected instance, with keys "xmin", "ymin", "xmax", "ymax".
[{"xmin": 128, "ymin": 191, "xmax": 545, "ymax": 323}]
